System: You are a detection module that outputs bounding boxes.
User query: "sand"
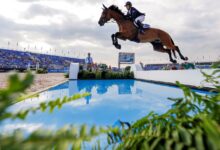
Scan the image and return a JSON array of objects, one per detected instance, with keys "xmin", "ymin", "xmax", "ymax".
[{"xmin": 0, "ymin": 72, "xmax": 67, "ymax": 93}]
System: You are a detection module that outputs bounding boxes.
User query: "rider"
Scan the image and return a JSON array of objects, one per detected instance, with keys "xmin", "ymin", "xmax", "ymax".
[{"xmin": 124, "ymin": 1, "xmax": 145, "ymax": 34}]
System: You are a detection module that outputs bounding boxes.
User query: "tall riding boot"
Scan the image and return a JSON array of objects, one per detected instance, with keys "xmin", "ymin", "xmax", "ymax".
[{"xmin": 136, "ymin": 21, "xmax": 144, "ymax": 34}]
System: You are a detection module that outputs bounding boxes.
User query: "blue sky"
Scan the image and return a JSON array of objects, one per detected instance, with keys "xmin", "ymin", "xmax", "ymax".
[{"xmin": 0, "ymin": 0, "xmax": 219, "ymax": 66}]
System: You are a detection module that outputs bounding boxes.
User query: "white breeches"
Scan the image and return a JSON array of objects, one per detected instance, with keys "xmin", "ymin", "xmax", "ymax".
[{"xmin": 134, "ymin": 15, "xmax": 145, "ymax": 26}]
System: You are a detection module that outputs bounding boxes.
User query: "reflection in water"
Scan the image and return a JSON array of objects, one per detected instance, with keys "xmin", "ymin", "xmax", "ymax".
[
  {"xmin": 69, "ymin": 80, "xmax": 135, "ymax": 104},
  {"xmin": 136, "ymin": 88, "xmax": 143, "ymax": 96},
  {"xmin": 85, "ymin": 95, "xmax": 92, "ymax": 104}
]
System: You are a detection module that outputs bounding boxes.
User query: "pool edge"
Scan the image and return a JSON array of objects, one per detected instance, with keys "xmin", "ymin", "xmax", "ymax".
[
  {"xmin": 135, "ymin": 78, "xmax": 216, "ymax": 92},
  {"xmin": 17, "ymin": 79, "xmax": 69, "ymax": 103}
]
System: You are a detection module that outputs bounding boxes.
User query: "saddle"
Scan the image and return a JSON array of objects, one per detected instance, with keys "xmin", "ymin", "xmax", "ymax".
[
  {"xmin": 130, "ymin": 24, "xmax": 150, "ymax": 43},
  {"xmin": 134, "ymin": 23, "xmax": 150, "ymax": 29},
  {"xmin": 142, "ymin": 24, "xmax": 150, "ymax": 29}
]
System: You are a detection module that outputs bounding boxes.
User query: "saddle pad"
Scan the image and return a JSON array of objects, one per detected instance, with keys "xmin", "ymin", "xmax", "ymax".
[{"xmin": 143, "ymin": 24, "xmax": 150, "ymax": 29}]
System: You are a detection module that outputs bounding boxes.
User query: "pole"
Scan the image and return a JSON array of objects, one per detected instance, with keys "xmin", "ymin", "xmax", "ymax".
[
  {"xmin": 17, "ymin": 42, "xmax": 19, "ymax": 50},
  {"xmin": 7, "ymin": 41, "xmax": 10, "ymax": 49}
]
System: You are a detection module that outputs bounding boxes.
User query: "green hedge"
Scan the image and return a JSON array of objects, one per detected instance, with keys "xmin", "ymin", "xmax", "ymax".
[
  {"xmin": 36, "ymin": 68, "xmax": 48, "ymax": 74},
  {"xmin": 78, "ymin": 70, "xmax": 134, "ymax": 80},
  {"xmin": 64, "ymin": 73, "xmax": 69, "ymax": 78}
]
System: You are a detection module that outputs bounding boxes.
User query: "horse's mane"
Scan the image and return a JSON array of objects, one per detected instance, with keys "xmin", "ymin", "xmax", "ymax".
[{"xmin": 108, "ymin": 5, "xmax": 125, "ymax": 17}]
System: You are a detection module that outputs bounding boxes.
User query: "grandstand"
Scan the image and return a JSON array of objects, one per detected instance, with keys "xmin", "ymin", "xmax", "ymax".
[
  {"xmin": 144, "ymin": 62, "xmax": 215, "ymax": 71},
  {"xmin": 0, "ymin": 49, "xmax": 85, "ymax": 72}
]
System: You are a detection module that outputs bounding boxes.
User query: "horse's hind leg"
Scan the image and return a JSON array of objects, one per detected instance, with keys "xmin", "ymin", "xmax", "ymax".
[
  {"xmin": 168, "ymin": 37, "xmax": 188, "ymax": 61},
  {"xmin": 151, "ymin": 42, "xmax": 177, "ymax": 63},
  {"xmin": 172, "ymin": 49, "xmax": 177, "ymax": 59},
  {"xmin": 175, "ymin": 46, "xmax": 188, "ymax": 61},
  {"xmin": 167, "ymin": 49, "xmax": 177, "ymax": 63},
  {"xmin": 160, "ymin": 35, "xmax": 182, "ymax": 61}
]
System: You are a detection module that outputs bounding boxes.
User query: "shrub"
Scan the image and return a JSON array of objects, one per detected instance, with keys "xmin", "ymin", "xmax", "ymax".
[
  {"xmin": 101, "ymin": 70, "xmax": 108, "ymax": 79},
  {"xmin": 36, "ymin": 68, "xmax": 48, "ymax": 74},
  {"xmin": 78, "ymin": 70, "xmax": 84, "ymax": 79},
  {"xmin": 125, "ymin": 66, "xmax": 131, "ymax": 72},
  {"xmin": 125, "ymin": 71, "xmax": 134, "ymax": 79},
  {"xmin": 98, "ymin": 64, "xmax": 108, "ymax": 71},
  {"xmin": 64, "ymin": 73, "xmax": 69, "ymax": 78},
  {"xmin": 95, "ymin": 71, "xmax": 102, "ymax": 79},
  {"xmin": 79, "ymin": 64, "xmax": 84, "ymax": 71},
  {"xmin": 78, "ymin": 70, "xmax": 134, "ymax": 80},
  {"xmin": 87, "ymin": 72, "xmax": 96, "ymax": 79}
]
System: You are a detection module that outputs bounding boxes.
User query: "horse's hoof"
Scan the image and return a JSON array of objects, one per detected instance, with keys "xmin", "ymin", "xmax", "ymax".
[
  {"xmin": 185, "ymin": 57, "xmax": 188, "ymax": 61},
  {"xmin": 171, "ymin": 60, "xmax": 177, "ymax": 64},
  {"xmin": 115, "ymin": 44, "xmax": 121, "ymax": 49}
]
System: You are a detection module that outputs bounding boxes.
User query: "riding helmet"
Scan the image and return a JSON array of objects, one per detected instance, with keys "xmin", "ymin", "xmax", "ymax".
[{"xmin": 125, "ymin": 1, "xmax": 132, "ymax": 7}]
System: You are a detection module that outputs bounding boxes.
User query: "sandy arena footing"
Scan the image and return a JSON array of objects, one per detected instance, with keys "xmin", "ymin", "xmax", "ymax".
[{"xmin": 0, "ymin": 72, "xmax": 68, "ymax": 93}]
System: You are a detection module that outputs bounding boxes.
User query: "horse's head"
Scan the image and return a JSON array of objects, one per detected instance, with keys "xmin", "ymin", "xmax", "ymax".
[{"xmin": 98, "ymin": 4, "xmax": 111, "ymax": 26}]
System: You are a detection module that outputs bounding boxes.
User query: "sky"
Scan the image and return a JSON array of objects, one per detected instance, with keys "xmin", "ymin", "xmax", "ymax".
[{"xmin": 0, "ymin": 0, "xmax": 219, "ymax": 66}]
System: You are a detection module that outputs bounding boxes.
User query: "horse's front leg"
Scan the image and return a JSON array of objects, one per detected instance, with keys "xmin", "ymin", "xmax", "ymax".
[
  {"xmin": 111, "ymin": 34, "xmax": 117, "ymax": 45},
  {"xmin": 111, "ymin": 32, "xmax": 122, "ymax": 49}
]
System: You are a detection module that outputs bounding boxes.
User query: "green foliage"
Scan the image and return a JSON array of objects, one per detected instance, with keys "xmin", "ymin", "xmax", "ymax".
[
  {"xmin": 98, "ymin": 64, "xmax": 108, "ymax": 71},
  {"xmin": 78, "ymin": 71, "xmax": 96, "ymax": 79},
  {"xmin": 0, "ymin": 72, "xmax": 34, "ymax": 116},
  {"xmin": 125, "ymin": 66, "xmax": 131, "ymax": 72},
  {"xmin": 79, "ymin": 64, "xmax": 84, "ymax": 71},
  {"xmin": 0, "ymin": 125, "xmax": 116, "ymax": 150},
  {"xmin": 78, "ymin": 70, "xmax": 134, "ymax": 80},
  {"xmin": 64, "ymin": 73, "xmax": 69, "ymax": 78},
  {"xmin": 36, "ymin": 68, "xmax": 48, "ymax": 74},
  {"xmin": 109, "ymin": 62, "xmax": 220, "ymax": 150}
]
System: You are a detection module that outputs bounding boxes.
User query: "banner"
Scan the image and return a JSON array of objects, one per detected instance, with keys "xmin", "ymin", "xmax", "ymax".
[{"xmin": 119, "ymin": 52, "xmax": 135, "ymax": 64}]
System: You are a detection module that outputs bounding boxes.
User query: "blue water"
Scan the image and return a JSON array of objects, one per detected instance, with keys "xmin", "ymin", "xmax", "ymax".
[{"xmin": 0, "ymin": 80, "xmax": 209, "ymax": 133}]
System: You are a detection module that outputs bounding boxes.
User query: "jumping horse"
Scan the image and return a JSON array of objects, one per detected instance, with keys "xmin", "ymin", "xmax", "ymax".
[{"xmin": 98, "ymin": 5, "xmax": 188, "ymax": 63}]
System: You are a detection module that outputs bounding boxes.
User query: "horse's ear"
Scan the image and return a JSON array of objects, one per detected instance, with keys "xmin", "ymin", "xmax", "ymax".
[{"xmin": 102, "ymin": 4, "xmax": 107, "ymax": 9}]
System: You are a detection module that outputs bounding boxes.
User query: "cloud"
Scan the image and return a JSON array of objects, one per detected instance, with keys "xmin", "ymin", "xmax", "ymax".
[
  {"xmin": 18, "ymin": 0, "xmax": 104, "ymax": 5},
  {"xmin": 23, "ymin": 4, "xmax": 61, "ymax": 18},
  {"xmin": 2, "ymin": 123, "xmax": 43, "ymax": 133},
  {"xmin": 1, "ymin": 123, "xmax": 57, "ymax": 133}
]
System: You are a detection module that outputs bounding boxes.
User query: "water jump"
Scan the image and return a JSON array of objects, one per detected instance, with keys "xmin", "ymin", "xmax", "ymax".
[{"xmin": 98, "ymin": 3, "xmax": 188, "ymax": 63}]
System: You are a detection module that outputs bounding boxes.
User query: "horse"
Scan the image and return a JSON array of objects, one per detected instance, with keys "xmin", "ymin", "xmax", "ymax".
[{"xmin": 98, "ymin": 5, "xmax": 188, "ymax": 63}]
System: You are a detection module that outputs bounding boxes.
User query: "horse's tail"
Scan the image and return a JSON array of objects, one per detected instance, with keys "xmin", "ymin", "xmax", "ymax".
[{"xmin": 170, "ymin": 38, "xmax": 175, "ymax": 45}]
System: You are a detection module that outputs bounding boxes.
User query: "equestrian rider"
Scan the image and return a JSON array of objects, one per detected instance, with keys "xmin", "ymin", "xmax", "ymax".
[{"xmin": 124, "ymin": 1, "xmax": 145, "ymax": 34}]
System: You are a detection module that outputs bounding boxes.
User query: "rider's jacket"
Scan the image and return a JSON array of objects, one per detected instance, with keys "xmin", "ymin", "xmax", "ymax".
[{"xmin": 126, "ymin": 7, "xmax": 145, "ymax": 21}]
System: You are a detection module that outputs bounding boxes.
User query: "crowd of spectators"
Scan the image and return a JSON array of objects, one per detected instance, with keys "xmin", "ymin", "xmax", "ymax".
[
  {"xmin": 0, "ymin": 49, "xmax": 84, "ymax": 72},
  {"xmin": 0, "ymin": 48, "xmax": 216, "ymax": 73},
  {"xmin": 142, "ymin": 62, "xmax": 214, "ymax": 71}
]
